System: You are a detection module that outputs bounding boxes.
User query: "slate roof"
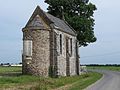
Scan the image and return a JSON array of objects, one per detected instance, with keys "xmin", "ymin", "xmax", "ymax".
[
  {"xmin": 45, "ymin": 13, "xmax": 76, "ymax": 36},
  {"xmin": 25, "ymin": 6, "xmax": 76, "ymax": 36}
]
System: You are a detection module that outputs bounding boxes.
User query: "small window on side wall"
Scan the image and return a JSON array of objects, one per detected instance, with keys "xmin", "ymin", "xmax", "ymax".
[
  {"xmin": 60, "ymin": 34, "xmax": 62, "ymax": 54},
  {"xmin": 70, "ymin": 38, "xmax": 72, "ymax": 56},
  {"xmin": 68, "ymin": 38, "xmax": 72, "ymax": 56}
]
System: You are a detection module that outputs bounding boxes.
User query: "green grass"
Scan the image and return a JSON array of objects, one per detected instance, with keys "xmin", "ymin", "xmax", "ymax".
[
  {"xmin": 0, "ymin": 66, "xmax": 22, "ymax": 73},
  {"xmin": 68, "ymin": 72, "xmax": 102, "ymax": 90},
  {"xmin": 28, "ymin": 72, "xmax": 102, "ymax": 90},
  {"xmin": 0, "ymin": 66, "xmax": 102, "ymax": 90},
  {"xmin": 87, "ymin": 66, "xmax": 120, "ymax": 71},
  {"xmin": 0, "ymin": 75, "xmax": 39, "ymax": 84}
]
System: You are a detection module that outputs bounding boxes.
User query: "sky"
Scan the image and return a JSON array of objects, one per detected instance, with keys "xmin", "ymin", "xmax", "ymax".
[
  {"xmin": 0, "ymin": 0, "xmax": 120, "ymax": 64},
  {"xmin": 81, "ymin": 0, "xmax": 120, "ymax": 64}
]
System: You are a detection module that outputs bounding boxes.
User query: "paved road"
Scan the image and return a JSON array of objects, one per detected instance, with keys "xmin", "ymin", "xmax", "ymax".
[{"xmin": 85, "ymin": 69, "xmax": 120, "ymax": 90}]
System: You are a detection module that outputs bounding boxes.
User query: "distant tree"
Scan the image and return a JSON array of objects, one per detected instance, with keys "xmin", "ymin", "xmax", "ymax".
[
  {"xmin": 5, "ymin": 63, "xmax": 10, "ymax": 65},
  {"xmin": 45, "ymin": 0, "xmax": 97, "ymax": 46},
  {"xmin": 19, "ymin": 62, "xmax": 22, "ymax": 64},
  {"xmin": 0, "ymin": 63, "xmax": 3, "ymax": 66}
]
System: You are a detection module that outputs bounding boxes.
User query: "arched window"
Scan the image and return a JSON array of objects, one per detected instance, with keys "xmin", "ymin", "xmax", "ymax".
[
  {"xmin": 60, "ymin": 34, "xmax": 62, "ymax": 54},
  {"xmin": 70, "ymin": 38, "xmax": 72, "ymax": 55},
  {"xmin": 68, "ymin": 38, "xmax": 72, "ymax": 56}
]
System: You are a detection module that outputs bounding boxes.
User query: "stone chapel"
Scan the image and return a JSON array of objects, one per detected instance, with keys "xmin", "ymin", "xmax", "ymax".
[{"xmin": 22, "ymin": 6, "xmax": 80, "ymax": 77}]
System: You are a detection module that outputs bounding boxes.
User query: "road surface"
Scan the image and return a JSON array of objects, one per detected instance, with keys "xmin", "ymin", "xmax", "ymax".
[{"xmin": 85, "ymin": 69, "xmax": 120, "ymax": 90}]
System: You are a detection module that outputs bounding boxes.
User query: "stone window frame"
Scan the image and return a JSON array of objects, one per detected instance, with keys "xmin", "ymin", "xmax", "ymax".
[
  {"xmin": 23, "ymin": 40, "xmax": 32, "ymax": 59},
  {"xmin": 68, "ymin": 37, "xmax": 73, "ymax": 56}
]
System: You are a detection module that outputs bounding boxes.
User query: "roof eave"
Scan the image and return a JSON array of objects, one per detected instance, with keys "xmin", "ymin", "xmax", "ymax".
[
  {"xmin": 63, "ymin": 20, "xmax": 77, "ymax": 36},
  {"xmin": 51, "ymin": 25, "xmax": 76, "ymax": 36}
]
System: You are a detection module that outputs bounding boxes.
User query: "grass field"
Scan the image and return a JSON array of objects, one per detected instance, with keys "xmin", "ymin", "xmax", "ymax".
[
  {"xmin": 0, "ymin": 66, "xmax": 22, "ymax": 73},
  {"xmin": 87, "ymin": 66, "xmax": 120, "ymax": 71},
  {"xmin": 0, "ymin": 66, "xmax": 102, "ymax": 90}
]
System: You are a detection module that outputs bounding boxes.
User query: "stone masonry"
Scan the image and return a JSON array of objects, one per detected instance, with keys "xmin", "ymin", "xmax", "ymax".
[{"xmin": 22, "ymin": 6, "xmax": 80, "ymax": 77}]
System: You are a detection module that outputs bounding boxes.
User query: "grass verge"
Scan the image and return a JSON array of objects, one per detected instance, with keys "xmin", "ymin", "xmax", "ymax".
[
  {"xmin": 68, "ymin": 72, "xmax": 102, "ymax": 90},
  {"xmin": 28, "ymin": 72, "xmax": 102, "ymax": 90},
  {"xmin": 0, "ymin": 66, "xmax": 102, "ymax": 90}
]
